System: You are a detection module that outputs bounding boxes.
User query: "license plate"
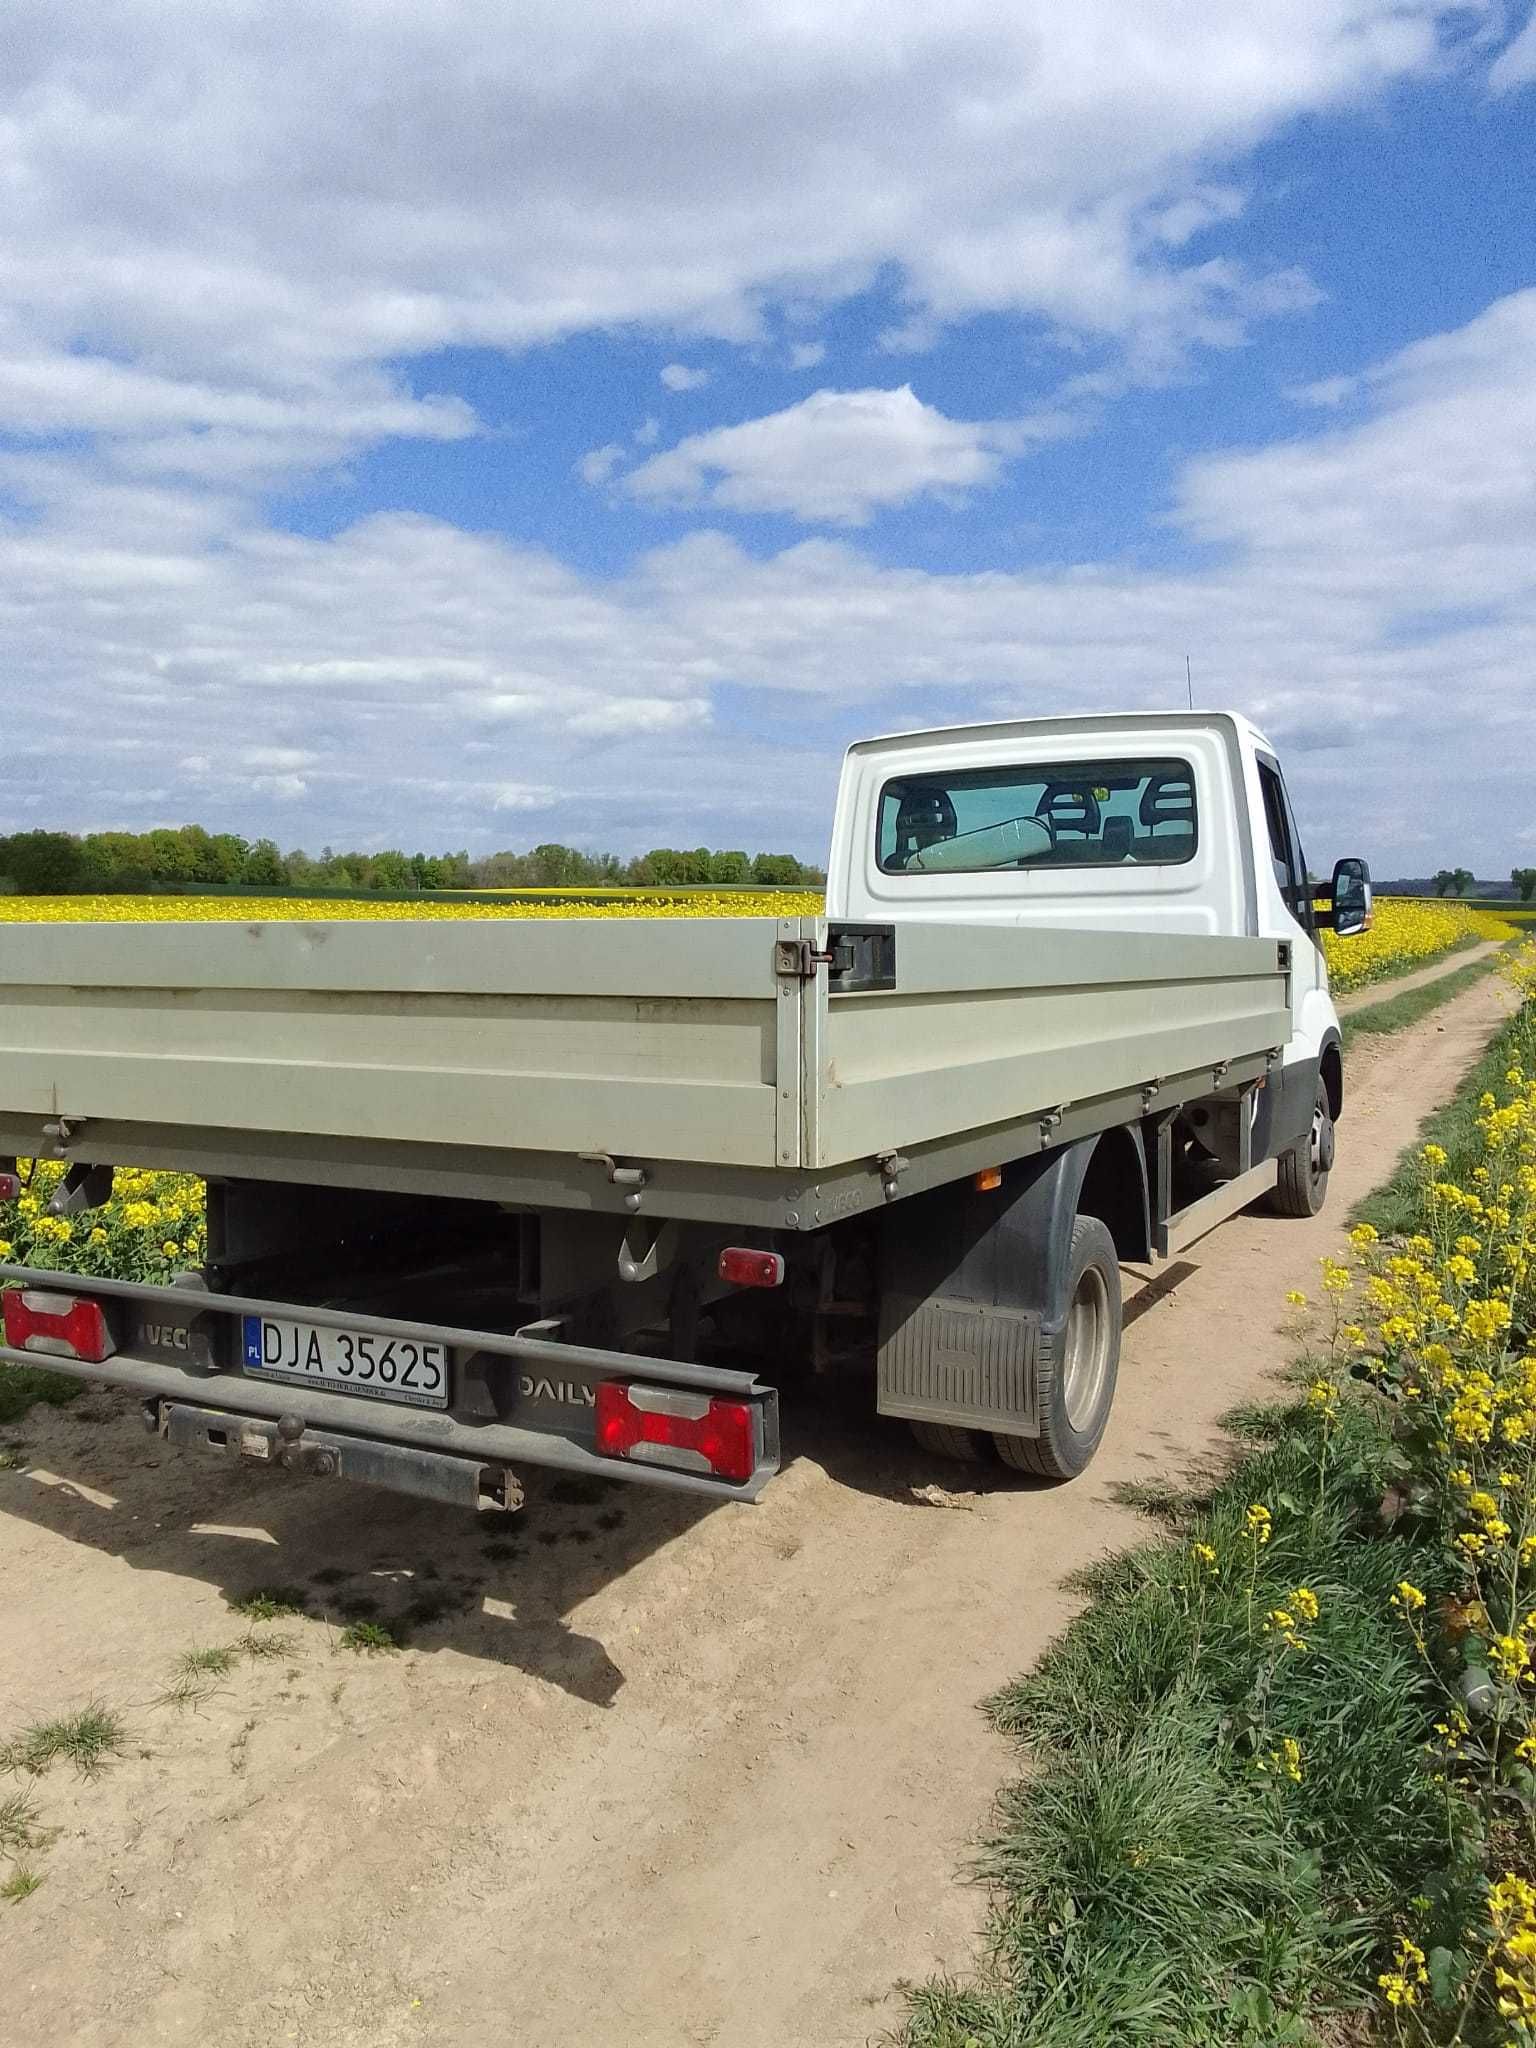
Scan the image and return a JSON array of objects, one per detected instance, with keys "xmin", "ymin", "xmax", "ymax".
[{"xmin": 241, "ymin": 1317, "xmax": 449, "ymax": 1409}]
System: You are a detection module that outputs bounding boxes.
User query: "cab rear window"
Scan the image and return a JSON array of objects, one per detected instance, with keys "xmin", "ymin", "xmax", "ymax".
[{"xmin": 876, "ymin": 758, "xmax": 1198, "ymax": 874}]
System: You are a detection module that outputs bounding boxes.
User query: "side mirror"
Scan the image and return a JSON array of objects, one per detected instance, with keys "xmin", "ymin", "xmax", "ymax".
[{"xmin": 1326, "ymin": 856, "xmax": 1372, "ymax": 937}]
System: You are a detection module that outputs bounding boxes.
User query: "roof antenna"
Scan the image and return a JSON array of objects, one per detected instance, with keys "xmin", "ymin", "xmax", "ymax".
[{"xmin": 1185, "ymin": 653, "xmax": 1193, "ymax": 711}]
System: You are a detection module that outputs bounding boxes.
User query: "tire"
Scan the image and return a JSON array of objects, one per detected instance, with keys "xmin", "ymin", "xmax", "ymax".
[
  {"xmin": 1267, "ymin": 1077, "xmax": 1334, "ymax": 1219},
  {"xmin": 993, "ymin": 1214, "xmax": 1121, "ymax": 1481},
  {"xmin": 909, "ymin": 1420, "xmax": 992, "ymax": 1463}
]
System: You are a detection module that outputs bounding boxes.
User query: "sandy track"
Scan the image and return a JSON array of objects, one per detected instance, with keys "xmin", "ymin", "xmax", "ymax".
[
  {"xmin": 1334, "ymin": 938, "xmax": 1504, "ymax": 1014},
  {"xmin": 0, "ymin": 971, "xmax": 1515, "ymax": 2048}
]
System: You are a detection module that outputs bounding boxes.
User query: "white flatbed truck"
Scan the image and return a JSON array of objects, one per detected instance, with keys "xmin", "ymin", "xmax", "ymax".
[{"xmin": 0, "ymin": 711, "xmax": 1370, "ymax": 1508}]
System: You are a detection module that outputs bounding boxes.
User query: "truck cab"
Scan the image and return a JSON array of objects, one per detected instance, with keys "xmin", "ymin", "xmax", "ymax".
[{"xmin": 827, "ymin": 709, "xmax": 1364, "ymax": 1220}]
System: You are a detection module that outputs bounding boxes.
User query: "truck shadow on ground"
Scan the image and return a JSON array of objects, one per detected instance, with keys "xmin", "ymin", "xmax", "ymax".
[
  {"xmin": 0, "ymin": 1387, "xmax": 714, "ymax": 1706},
  {"xmin": 0, "ymin": 1379, "xmax": 1033, "ymax": 1705}
]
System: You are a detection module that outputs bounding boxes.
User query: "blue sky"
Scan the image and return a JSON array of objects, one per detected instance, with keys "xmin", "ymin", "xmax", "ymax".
[{"xmin": 3, "ymin": 1, "xmax": 1535, "ymax": 873}]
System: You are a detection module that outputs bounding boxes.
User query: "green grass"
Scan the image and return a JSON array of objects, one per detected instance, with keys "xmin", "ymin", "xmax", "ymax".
[
  {"xmin": 337, "ymin": 1620, "xmax": 400, "ymax": 1655},
  {"xmin": 225, "ymin": 1586, "xmax": 308, "ymax": 1622},
  {"xmin": 903, "ymin": 994, "xmax": 1536, "ymax": 2048},
  {"xmin": 904, "ymin": 1392, "xmax": 1477, "ymax": 2048},
  {"xmin": 0, "ymin": 1788, "xmax": 42, "ymax": 1856},
  {"xmin": 1, "ymin": 1703, "xmax": 125, "ymax": 1778},
  {"xmin": 177, "ymin": 1645, "xmax": 238, "ymax": 1678},
  {"xmin": 1, "ymin": 1869, "xmax": 43, "ymax": 1904},
  {"xmin": 1350, "ymin": 1001, "xmax": 1525, "ymax": 1238},
  {"xmin": 0, "ymin": 1364, "xmax": 82, "ymax": 1428},
  {"xmin": 1340, "ymin": 954, "xmax": 1499, "ymax": 1047}
]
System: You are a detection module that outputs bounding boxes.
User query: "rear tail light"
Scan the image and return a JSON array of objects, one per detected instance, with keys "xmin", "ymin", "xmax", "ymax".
[
  {"xmin": 1, "ymin": 1288, "xmax": 116, "ymax": 1364},
  {"xmin": 594, "ymin": 1381, "xmax": 757, "ymax": 1485},
  {"xmin": 0, "ymin": 1172, "xmax": 21, "ymax": 1202},
  {"xmin": 717, "ymin": 1247, "xmax": 785, "ymax": 1289}
]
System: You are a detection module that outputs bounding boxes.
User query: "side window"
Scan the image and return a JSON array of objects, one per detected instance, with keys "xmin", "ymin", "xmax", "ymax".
[
  {"xmin": 1279, "ymin": 777, "xmax": 1315, "ymax": 934},
  {"xmin": 1256, "ymin": 760, "xmax": 1311, "ymax": 930}
]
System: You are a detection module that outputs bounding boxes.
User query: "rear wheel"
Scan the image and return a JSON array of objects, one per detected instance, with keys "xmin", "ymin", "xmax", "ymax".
[
  {"xmin": 1268, "ymin": 1078, "xmax": 1334, "ymax": 1218},
  {"xmin": 908, "ymin": 1420, "xmax": 991, "ymax": 1463},
  {"xmin": 994, "ymin": 1214, "xmax": 1121, "ymax": 1480}
]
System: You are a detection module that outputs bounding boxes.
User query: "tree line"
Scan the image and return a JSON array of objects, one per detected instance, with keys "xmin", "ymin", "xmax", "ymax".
[
  {"xmin": 0, "ymin": 827, "xmax": 824, "ymax": 896},
  {"xmin": 1429, "ymin": 867, "xmax": 1536, "ymax": 901}
]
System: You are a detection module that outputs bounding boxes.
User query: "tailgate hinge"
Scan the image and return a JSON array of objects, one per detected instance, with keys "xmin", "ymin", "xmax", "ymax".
[
  {"xmin": 775, "ymin": 937, "xmax": 833, "ymax": 980},
  {"xmin": 775, "ymin": 925, "xmax": 897, "ymax": 992}
]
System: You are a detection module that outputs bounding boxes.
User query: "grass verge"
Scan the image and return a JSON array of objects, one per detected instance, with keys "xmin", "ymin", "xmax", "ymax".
[
  {"xmin": 906, "ymin": 957, "xmax": 1536, "ymax": 2048},
  {"xmin": 1342, "ymin": 954, "xmax": 1501, "ymax": 1049},
  {"xmin": 906, "ymin": 1392, "xmax": 1455, "ymax": 2047}
]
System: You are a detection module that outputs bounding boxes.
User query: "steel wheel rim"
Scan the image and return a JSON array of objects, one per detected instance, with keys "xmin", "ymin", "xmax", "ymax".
[{"xmin": 1063, "ymin": 1263, "xmax": 1112, "ymax": 1433}]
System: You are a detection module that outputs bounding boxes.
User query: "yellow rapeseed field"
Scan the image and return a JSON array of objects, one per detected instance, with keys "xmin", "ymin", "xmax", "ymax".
[
  {"xmin": 0, "ymin": 889, "xmax": 825, "ymax": 924},
  {"xmin": 1319, "ymin": 897, "xmax": 1515, "ymax": 995},
  {"xmin": 0, "ymin": 889, "xmax": 1511, "ymax": 998}
]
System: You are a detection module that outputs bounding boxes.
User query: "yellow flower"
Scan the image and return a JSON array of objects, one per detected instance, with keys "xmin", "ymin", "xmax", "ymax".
[
  {"xmin": 1378, "ymin": 1935, "xmax": 1428, "ymax": 2009},
  {"xmin": 1189, "ymin": 1542, "xmax": 1218, "ymax": 1576},
  {"xmin": 1244, "ymin": 1504, "xmax": 1272, "ymax": 1545},
  {"xmin": 1285, "ymin": 1289, "xmax": 1308, "ymax": 1308},
  {"xmin": 1392, "ymin": 1581, "xmax": 1427, "ymax": 1612},
  {"xmin": 1491, "ymin": 1634, "xmax": 1531, "ymax": 1684}
]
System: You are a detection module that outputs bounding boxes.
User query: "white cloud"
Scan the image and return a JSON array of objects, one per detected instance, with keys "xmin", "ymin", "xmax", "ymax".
[
  {"xmin": 0, "ymin": 0, "xmax": 1496, "ymax": 464},
  {"xmin": 1490, "ymin": 10, "xmax": 1536, "ymax": 90},
  {"xmin": 634, "ymin": 417, "xmax": 661, "ymax": 446},
  {"xmin": 493, "ymin": 784, "xmax": 557, "ymax": 813},
  {"xmin": 788, "ymin": 342, "xmax": 827, "ymax": 370},
  {"xmin": 660, "ymin": 364, "xmax": 711, "ymax": 392},
  {"xmin": 3, "ymin": 290, "xmax": 1534, "ymax": 870},
  {"xmin": 577, "ymin": 442, "xmax": 626, "ymax": 485},
  {"xmin": 621, "ymin": 386, "xmax": 1058, "ymax": 524}
]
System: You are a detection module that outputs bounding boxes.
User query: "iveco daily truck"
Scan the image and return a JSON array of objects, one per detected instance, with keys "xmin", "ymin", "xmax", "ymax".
[{"xmin": 0, "ymin": 710, "xmax": 1371, "ymax": 1508}]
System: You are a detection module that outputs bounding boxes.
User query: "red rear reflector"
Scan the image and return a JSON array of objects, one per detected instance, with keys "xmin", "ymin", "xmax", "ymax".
[
  {"xmin": 2, "ymin": 1288, "xmax": 115, "ymax": 1364},
  {"xmin": 0, "ymin": 1172, "xmax": 21, "ymax": 1202},
  {"xmin": 973, "ymin": 1167, "xmax": 1003, "ymax": 1192},
  {"xmin": 717, "ymin": 1247, "xmax": 785, "ymax": 1290},
  {"xmin": 594, "ymin": 1381, "xmax": 757, "ymax": 1485}
]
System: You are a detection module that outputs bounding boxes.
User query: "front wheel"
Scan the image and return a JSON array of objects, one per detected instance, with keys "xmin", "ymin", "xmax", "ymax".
[
  {"xmin": 1267, "ymin": 1078, "xmax": 1334, "ymax": 1218},
  {"xmin": 994, "ymin": 1214, "xmax": 1121, "ymax": 1481}
]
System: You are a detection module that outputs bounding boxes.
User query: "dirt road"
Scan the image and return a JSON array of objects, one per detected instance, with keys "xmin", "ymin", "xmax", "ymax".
[
  {"xmin": 0, "ymin": 972, "xmax": 1514, "ymax": 2048},
  {"xmin": 1333, "ymin": 938, "xmax": 1504, "ymax": 1014}
]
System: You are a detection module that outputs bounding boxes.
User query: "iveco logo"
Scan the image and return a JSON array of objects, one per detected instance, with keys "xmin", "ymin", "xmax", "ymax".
[
  {"xmin": 518, "ymin": 1375, "xmax": 595, "ymax": 1408},
  {"xmin": 141, "ymin": 1322, "xmax": 190, "ymax": 1350}
]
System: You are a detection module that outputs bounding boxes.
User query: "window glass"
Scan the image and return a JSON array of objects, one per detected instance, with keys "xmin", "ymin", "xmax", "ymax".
[
  {"xmin": 876, "ymin": 757, "xmax": 1198, "ymax": 874},
  {"xmin": 1257, "ymin": 759, "xmax": 1311, "ymax": 928}
]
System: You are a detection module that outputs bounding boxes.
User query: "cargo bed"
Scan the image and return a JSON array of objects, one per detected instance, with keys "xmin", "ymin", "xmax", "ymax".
[{"xmin": 0, "ymin": 914, "xmax": 1290, "ymax": 1223}]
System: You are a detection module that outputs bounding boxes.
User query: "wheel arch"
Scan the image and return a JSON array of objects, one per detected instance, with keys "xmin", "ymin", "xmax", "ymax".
[
  {"xmin": 1075, "ymin": 1124, "xmax": 1152, "ymax": 1264},
  {"xmin": 1319, "ymin": 1029, "xmax": 1344, "ymax": 1121}
]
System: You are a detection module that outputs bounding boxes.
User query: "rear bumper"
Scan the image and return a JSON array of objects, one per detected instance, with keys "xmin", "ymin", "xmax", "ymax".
[{"xmin": 0, "ymin": 1264, "xmax": 779, "ymax": 1504}]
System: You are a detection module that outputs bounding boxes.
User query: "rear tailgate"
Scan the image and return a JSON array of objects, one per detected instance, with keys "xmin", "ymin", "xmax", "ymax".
[{"xmin": 0, "ymin": 915, "xmax": 799, "ymax": 1170}]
